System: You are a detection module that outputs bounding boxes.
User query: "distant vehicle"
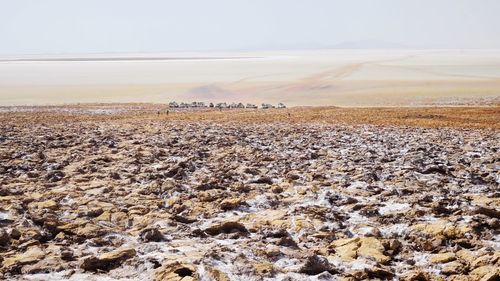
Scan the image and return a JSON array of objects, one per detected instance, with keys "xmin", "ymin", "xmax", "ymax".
[
  {"xmin": 191, "ymin": 102, "xmax": 206, "ymax": 108},
  {"xmin": 229, "ymin": 102, "xmax": 238, "ymax": 108},
  {"xmin": 216, "ymin": 102, "xmax": 228, "ymax": 108},
  {"xmin": 209, "ymin": 102, "xmax": 214, "ymax": 108},
  {"xmin": 277, "ymin": 103, "xmax": 286, "ymax": 109},
  {"xmin": 261, "ymin": 103, "xmax": 274, "ymax": 109},
  {"xmin": 169, "ymin": 101, "xmax": 179, "ymax": 108},
  {"xmin": 246, "ymin": 103, "xmax": 258, "ymax": 109},
  {"xmin": 236, "ymin": 102, "xmax": 245, "ymax": 108},
  {"xmin": 179, "ymin": 102, "xmax": 189, "ymax": 108}
]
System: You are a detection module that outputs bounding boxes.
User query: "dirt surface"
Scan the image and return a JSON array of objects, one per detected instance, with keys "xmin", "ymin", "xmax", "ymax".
[{"xmin": 0, "ymin": 105, "xmax": 498, "ymax": 280}]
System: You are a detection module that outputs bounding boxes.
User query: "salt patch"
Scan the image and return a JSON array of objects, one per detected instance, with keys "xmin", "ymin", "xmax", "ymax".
[
  {"xmin": 348, "ymin": 181, "xmax": 368, "ymax": 189},
  {"xmin": 0, "ymin": 210, "xmax": 10, "ymax": 220},
  {"xmin": 378, "ymin": 202, "xmax": 410, "ymax": 215},
  {"xmin": 380, "ymin": 223, "xmax": 410, "ymax": 237},
  {"xmin": 247, "ymin": 194, "xmax": 270, "ymax": 211}
]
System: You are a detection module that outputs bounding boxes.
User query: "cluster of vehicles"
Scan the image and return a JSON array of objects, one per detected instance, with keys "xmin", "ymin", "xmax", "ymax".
[{"xmin": 168, "ymin": 101, "xmax": 286, "ymax": 109}]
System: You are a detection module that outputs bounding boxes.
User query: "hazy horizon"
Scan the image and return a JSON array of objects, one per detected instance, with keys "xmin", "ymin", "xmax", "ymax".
[{"xmin": 2, "ymin": 0, "xmax": 500, "ymax": 55}]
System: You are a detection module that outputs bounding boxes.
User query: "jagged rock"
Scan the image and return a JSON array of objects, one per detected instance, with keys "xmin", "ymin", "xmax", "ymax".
[
  {"xmin": 139, "ymin": 227, "xmax": 165, "ymax": 242},
  {"xmin": 253, "ymin": 263, "xmax": 275, "ymax": 277},
  {"xmin": 357, "ymin": 237, "xmax": 390, "ymax": 264},
  {"xmin": 21, "ymin": 256, "xmax": 67, "ymax": 274},
  {"xmin": 332, "ymin": 238, "xmax": 359, "ymax": 261},
  {"xmin": 205, "ymin": 266, "xmax": 230, "ymax": 281},
  {"xmin": 429, "ymin": 252, "xmax": 456, "ymax": 264},
  {"xmin": 154, "ymin": 261, "xmax": 198, "ymax": 281},
  {"xmin": 441, "ymin": 261, "xmax": 464, "ymax": 275},
  {"xmin": 1, "ymin": 246, "xmax": 45, "ymax": 272},
  {"xmin": 219, "ymin": 198, "xmax": 244, "ymax": 211},
  {"xmin": 331, "ymin": 237, "xmax": 390, "ymax": 264},
  {"xmin": 204, "ymin": 221, "xmax": 249, "ymax": 236},
  {"xmin": 299, "ymin": 255, "xmax": 337, "ymax": 275},
  {"xmin": 473, "ymin": 206, "xmax": 500, "ymax": 219},
  {"xmin": 400, "ymin": 271, "xmax": 431, "ymax": 281},
  {"xmin": 80, "ymin": 247, "xmax": 136, "ymax": 271},
  {"xmin": 0, "ymin": 229, "xmax": 9, "ymax": 246},
  {"xmin": 28, "ymin": 200, "xmax": 58, "ymax": 210},
  {"xmin": 470, "ymin": 266, "xmax": 499, "ymax": 280}
]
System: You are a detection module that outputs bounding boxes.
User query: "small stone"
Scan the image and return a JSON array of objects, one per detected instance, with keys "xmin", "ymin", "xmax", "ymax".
[
  {"xmin": 139, "ymin": 227, "xmax": 165, "ymax": 242},
  {"xmin": 219, "ymin": 198, "xmax": 244, "ymax": 211},
  {"xmin": 271, "ymin": 185, "xmax": 283, "ymax": 194},
  {"xmin": 253, "ymin": 263, "xmax": 275, "ymax": 277},
  {"xmin": 299, "ymin": 255, "xmax": 337, "ymax": 275},
  {"xmin": 0, "ymin": 229, "xmax": 9, "ymax": 246},
  {"xmin": 205, "ymin": 266, "xmax": 230, "ymax": 281}
]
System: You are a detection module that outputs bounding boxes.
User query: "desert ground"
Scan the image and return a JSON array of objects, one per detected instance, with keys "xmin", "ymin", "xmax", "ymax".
[
  {"xmin": 1, "ymin": 50, "xmax": 500, "ymax": 106},
  {"xmin": 0, "ymin": 105, "xmax": 498, "ymax": 280}
]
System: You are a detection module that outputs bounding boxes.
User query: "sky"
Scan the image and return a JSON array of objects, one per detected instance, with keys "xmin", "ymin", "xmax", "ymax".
[{"xmin": 1, "ymin": 0, "xmax": 500, "ymax": 55}]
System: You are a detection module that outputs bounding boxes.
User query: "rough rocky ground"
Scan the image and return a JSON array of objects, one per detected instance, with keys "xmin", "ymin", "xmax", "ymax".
[{"xmin": 0, "ymin": 106, "xmax": 499, "ymax": 280}]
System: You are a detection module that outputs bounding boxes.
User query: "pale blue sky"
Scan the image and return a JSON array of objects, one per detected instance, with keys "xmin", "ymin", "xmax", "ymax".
[{"xmin": 1, "ymin": 0, "xmax": 499, "ymax": 55}]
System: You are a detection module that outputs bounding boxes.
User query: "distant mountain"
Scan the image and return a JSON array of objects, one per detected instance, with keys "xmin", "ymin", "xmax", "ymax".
[{"xmin": 330, "ymin": 39, "xmax": 409, "ymax": 49}]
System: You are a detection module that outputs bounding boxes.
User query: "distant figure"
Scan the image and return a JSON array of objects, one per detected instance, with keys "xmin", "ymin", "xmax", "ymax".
[
  {"xmin": 288, "ymin": 112, "xmax": 291, "ymax": 117},
  {"xmin": 166, "ymin": 110, "xmax": 169, "ymax": 116},
  {"xmin": 157, "ymin": 111, "xmax": 160, "ymax": 116}
]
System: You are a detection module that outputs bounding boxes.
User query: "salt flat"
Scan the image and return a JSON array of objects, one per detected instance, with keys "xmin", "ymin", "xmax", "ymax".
[
  {"xmin": 1, "ymin": 49, "xmax": 500, "ymax": 106},
  {"xmin": 0, "ymin": 106, "xmax": 498, "ymax": 280}
]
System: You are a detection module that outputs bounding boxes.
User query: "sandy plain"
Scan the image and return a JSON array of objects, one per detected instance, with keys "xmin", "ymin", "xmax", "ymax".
[{"xmin": 1, "ymin": 49, "xmax": 500, "ymax": 106}]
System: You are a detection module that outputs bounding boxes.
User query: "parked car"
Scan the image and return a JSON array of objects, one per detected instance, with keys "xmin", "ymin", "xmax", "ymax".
[{"xmin": 261, "ymin": 103, "xmax": 274, "ymax": 109}]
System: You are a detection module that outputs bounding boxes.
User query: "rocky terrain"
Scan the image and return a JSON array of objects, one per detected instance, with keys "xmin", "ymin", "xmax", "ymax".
[{"xmin": 0, "ymin": 106, "xmax": 498, "ymax": 280}]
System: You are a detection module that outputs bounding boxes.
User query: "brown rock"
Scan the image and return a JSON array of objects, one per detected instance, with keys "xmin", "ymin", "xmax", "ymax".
[
  {"xmin": 479, "ymin": 271, "xmax": 499, "ymax": 281},
  {"xmin": 441, "ymin": 261, "xmax": 464, "ymax": 275},
  {"xmin": 0, "ymin": 229, "xmax": 9, "ymax": 246},
  {"xmin": 219, "ymin": 198, "xmax": 244, "ymax": 211},
  {"xmin": 357, "ymin": 237, "xmax": 390, "ymax": 264},
  {"xmin": 21, "ymin": 256, "xmax": 67, "ymax": 274},
  {"xmin": 473, "ymin": 206, "xmax": 500, "ymax": 219},
  {"xmin": 74, "ymin": 223, "xmax": 108, "ymax": 239},
  {"xmin": 28, "ymin": 200, "xmax": 58, "ymax": 210},
  {"xmin": 400, "ymin": 271, "xmax": 431, "ymax": 281},
  {"xmin": 333, "ymin": 238, "xmax": 359, "ymax": 261},
  {"xmin": 139, "ymin": 227, "xmax": 165, "ymax": 242},
  {"xmin": 204, "ymin": 221, "xmax": 249, "ymax": 236},
  {"xmin": 429, "ymin": 252, "xmax": 456, "ymax": 264},
  {"xmin": 154, "ymin": 261, "xmax": 198, "ymax": 281},
  {"xmin": 80, "ymin": 247, "xmax": 136, "ymax": 271},
  {"xmin": 299, "ymin": 255, "xmax": 337, "ymax": 275},
  {"xmin": 271, "ymin": 185, "xmax": 283, "ymax": 194},
  {"xmin": 2, "ymin": 246, "xmax": 45, "ymax": 271},
  {"xmin": 205, "ymin": 266, "xmax": 230, "ymax": 281},
  {"xmin": 253, "ymin": 262, "xmax": 276, "ymax": 277},
  {"xmin": 470, "ymin": 266, "xmax": 499, "ymax": 280}
]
